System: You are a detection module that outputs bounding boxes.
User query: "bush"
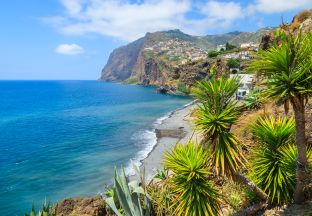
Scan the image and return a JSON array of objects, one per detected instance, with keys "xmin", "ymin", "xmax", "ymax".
[
  {"xmin": 148, "ymin": 182, "xmax": 174, "ymax": 216},
  {"xmin": 164, "ymin": 142, "xmax": 221, "ymax": 216},
  {"xmin": 227, "ymin": 58, "xmax": 240, "ymax": 68},
  {"xmin": 207, "ymin": 50, "xmax": 220, "ymax": 58},
  {"xmin": 176, "ymin": 81, "xmax": 190, "ymax": 94},
  {"xmin": 226, "ymin": 42, "xmax": 236, "ymax": 50}
]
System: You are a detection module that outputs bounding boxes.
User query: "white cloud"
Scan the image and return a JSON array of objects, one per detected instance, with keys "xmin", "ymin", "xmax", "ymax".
[
  {"xmin": 55, "ymin": 43, "xmax": 84, "ymax": 55},
  {"xmin": 45, "ymin": 0, "xmax": 312, "ymax": 41},
  {"xmin": 201, "ymin": 1, "xmax": 244, "ymax": 22},
  {"xmin": 250, "ymin": 0, "xmax": 312, "ymax": 14},
  {"xmin": 45, "ymin": 0, "xmax": 246, "ymax": 41}
]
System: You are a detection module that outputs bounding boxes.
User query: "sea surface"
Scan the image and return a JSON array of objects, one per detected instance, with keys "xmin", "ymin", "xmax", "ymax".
[{"xmin": 0, "ymin": 81, "xmax": 192, "ymax": 215}]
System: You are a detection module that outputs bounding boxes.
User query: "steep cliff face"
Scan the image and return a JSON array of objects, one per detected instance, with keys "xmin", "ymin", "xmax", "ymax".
[
  {"xmin": 100, "ymin": 28, "xmax": 271, "ymax": 84},
  {"xmin": 100, "ymin": 38, "xmax": 145, "ymax": 81}
]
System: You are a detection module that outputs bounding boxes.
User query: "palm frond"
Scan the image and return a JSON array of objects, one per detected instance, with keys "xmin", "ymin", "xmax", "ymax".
[{"xmin": 251, "ymin": 116, "xmax": 297, "ymax": 204}]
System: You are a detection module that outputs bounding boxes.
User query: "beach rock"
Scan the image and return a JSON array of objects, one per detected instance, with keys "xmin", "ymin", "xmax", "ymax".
[
  {"xmin": 155, "ymin": 128, "xmax": 186, "ymax": 139},
  {"xmin": 156, "ymin": 86, "xmax": 169, "ymax": 94},
  {"xmin": 54, "ymin": 195, "xmax": 107, "ymax": 216}
]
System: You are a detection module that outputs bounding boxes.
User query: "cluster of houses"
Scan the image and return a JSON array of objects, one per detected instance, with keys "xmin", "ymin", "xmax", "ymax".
[
  {"xmin": 222, "ymin": 51, "xmax": 252, "ymax": 60},
  {"xmin": 240, "ymin": 42, "xmax": 260, "ymax": 51},
  {"xmin": 143, "ymin": 38, "xmax": 206, "ymax": 63},
  {"xmin": 145, "ymin": 39, "xmax": 258, "ymax": 99},
  {"xmin": 215, "ymin": 42, "xmax": 259, "ymax": 99}
]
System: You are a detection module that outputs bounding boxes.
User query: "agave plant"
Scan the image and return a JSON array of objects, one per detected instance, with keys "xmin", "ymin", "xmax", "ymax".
[
  {"xmin": 251, "ymin": 116, "xmax": 312, "ymax": 204},
  {"xmin": 105, "ymin": 161, "xmax": 152, "ymax": 216},
  {"xmin": 163, "ymin": 142, "xmax": 221, "ymax": 216},
  {"xmin": 25, "ymin": 202, "xmax": 55, "ymax": 216}
]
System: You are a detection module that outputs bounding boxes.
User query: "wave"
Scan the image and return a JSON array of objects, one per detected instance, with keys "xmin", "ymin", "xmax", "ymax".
[{"xmin": 124, "ymin": 101, "xmax": 195, "ymax": 176}]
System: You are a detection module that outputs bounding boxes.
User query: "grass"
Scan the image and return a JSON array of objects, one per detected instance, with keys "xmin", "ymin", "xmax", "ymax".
[
  {"xmin": 220, "ymin": 181, "xmax": 259, "ymax": 212},
  {"xmin": 124, "ymin": 77, "xmax": 139, "ymax": 84}
]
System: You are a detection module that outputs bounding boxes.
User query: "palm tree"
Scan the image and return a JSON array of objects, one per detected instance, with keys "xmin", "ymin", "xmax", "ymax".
[
  {"xmin": 249, "ymin": 31, "xmax": 312, "ymax": 203},
  {"xmin": 163, "ymin": 142, "xmax": 221, "ymax": 216},
  {"xmin": 193, "ymin": 76, "xmax": 268, "ymax": 201},
  {"xmin": 251, "ymin": 116, "xmax": 297, "ymax": 204}
]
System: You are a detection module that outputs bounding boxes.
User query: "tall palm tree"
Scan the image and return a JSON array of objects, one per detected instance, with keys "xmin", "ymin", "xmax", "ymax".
[
  {"xmin": 249, "ymin": 31, "xmax": 312, "ymax": 203},
  {"xmin": 193, "ymin": 76, "xmax": 268, "ymax": 201}
]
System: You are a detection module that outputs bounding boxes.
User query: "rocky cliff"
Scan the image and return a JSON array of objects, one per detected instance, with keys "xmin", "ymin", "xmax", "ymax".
[
  {"xmin": 100, "ymin": 28, "xmax": 273, "ymax": 85},
  {"xmin": 260, "ymin": 9, "xmax": 312, "ymax": 50}
]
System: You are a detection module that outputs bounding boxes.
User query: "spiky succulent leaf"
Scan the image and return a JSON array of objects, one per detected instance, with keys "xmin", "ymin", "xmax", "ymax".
[
  {"xmin": 249, "ymin": 32, "xmax": 312, "ymax": 104},
  {"xmin": 250, "ymin": 116, "xmax": 312, "ymax": 204},
  {"xmin": 164, "ymin": 142, "xmax": 221, "ymax": 216}
]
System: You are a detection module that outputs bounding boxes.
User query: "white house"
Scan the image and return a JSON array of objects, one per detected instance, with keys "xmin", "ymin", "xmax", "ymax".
[
  {"xmin": 216, "ymin": 44, "xmax": 226, "ymax": 51},
  {"xmin": 230, "ymin": 74, "xmax": 255, "ymax": 99}
]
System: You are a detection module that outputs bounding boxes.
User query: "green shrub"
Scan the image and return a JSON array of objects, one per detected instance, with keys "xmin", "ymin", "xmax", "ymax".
[
  {"xmin": 227, "ymin": 58, "xmax": 240, "ymax": 68},
  {"xmin": 168, "ymin": 55, "xmax": 180, "ymax": 61},
  {"xmin": 226, "ymin": 42, "xmax": 236, "ymax": 50},
  {"xmin": 176, "ymin": 81, "xmax": 190, "ymax": 94},
  {"xmin": 207, "ymin": 50, "xmax": 220, "ymax": 58},
  {"xmin": 148, "ymin": 182, "xmax": 174, "ymax": 216}
]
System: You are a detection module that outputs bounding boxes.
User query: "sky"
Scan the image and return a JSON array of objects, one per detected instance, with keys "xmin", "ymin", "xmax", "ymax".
[{"xmin": 0, "ymin": 0, "xmax": 311, "ymax": 80}]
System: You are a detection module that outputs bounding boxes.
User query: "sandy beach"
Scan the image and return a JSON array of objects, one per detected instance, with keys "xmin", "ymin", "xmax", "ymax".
[{"xmin": 140, "ymin": 103, "xmax": 200, "ymax": 179}]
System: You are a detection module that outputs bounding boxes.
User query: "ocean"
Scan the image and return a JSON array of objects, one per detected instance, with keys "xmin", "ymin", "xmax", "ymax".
[{"xmin": 0, "ymin": 81, "xmax": 192, "ymax": 215}]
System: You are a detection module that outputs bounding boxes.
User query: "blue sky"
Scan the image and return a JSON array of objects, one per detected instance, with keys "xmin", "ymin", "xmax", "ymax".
[{"xmin": 0, "ymin": 0, "xmax": 311, "ymax": 80}]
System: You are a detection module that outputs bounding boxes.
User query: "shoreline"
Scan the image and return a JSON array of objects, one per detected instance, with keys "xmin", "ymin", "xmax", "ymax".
[{"xmin": 139, "ymin": 101, "xmax": 198, "ymax": 180}]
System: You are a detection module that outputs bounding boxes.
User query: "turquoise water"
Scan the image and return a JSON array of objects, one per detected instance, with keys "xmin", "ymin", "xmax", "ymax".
[{"xmin": 0, "ymin": 81, "xmax": 192, "ymax": 215}]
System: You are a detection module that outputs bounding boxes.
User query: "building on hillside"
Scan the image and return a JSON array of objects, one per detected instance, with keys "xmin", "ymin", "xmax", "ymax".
[
  {"xmin": 240, "ymin": 42, "xmax": 260, "ymax": 49},
  {"xmin": 222, "ymin": 53, "xmax": 240, "ymax": 59},
  {"xmin": 240, "ymin": 43, "xmax": 252, "ymax": 49},
  {"xmin": 216, "ymin": 44, "xmax": 226, "ymax": 51},
  {"xmin": 239, "ymin": 51, "xmax": 250, "ymax": 60},
  {"xmin": 230, "ymin": 73, "xmax": 256, "ymax": 99}
]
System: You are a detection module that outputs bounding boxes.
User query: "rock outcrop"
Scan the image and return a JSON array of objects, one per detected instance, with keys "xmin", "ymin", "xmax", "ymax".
[
  {"xmin": 260, "ymin": 9, "xmax": 312, "ymax": 50},
  {"xmin": 54, "ymin": 196, "xmax": 107, "ymax": 216}
]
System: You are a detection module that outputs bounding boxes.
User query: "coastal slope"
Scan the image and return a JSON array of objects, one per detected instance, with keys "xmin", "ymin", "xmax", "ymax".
[{"xmin": 100, "ymin": 28, "xmax": 274, "ymax": 85}]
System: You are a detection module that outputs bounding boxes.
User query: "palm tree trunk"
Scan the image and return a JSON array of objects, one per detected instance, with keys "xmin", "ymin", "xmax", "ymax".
[
  {"xmin": 233, "ymin": 172, "xmax": 268, "ymax": 201},
  {"xmin": 291, "ymin": 96, "xmax": 309, "ymax": 204}
]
